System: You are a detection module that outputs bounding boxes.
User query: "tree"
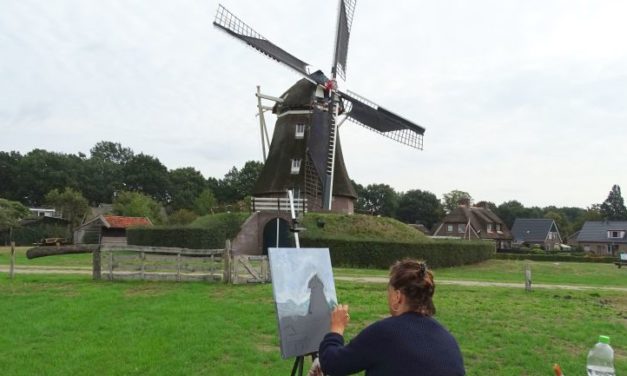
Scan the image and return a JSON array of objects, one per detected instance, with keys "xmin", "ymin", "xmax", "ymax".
[
  {"xmin": 84, "ymin": 141, "xmax": 134, "ymax": 205},
  {"xmin": 0, "ymin": 198, "xmax": 29, "ymax": 243},
  {"xmin": 122, "ymin": 154, "xmax": 171, "ymax": 203},
  {"xmin": 357, "ymin": 184, "xmax": 399, "ymax": 217},
  {"xmin": 15, "ymin": 149, "xmax": 84, "ymax": 206},
  {"xmin": 220, "ymin": 161, "xmax": 264, "ymax": 203},
  {"xmin": 494, "ymin": 200, "xmax": 527, "ymax": 229},
  {"xmin": 193, "ymin": 189, "xmax": 216, "ymax": 216},
  {"xmin": 600, "ymin": 184, "xmax": 627, "ymax": 220},
  {"xmin": 442, "ymin": 190, "xmax": 473, "ymax": 213},
  {"xmin": 0, "ymin": 151, "xmax": 22, "ymax": 201},
  {"xmin": 168, "ymin": 209, "xmax": 198, "ymax": 225},
  {"xmin": 90, "ymin": 141, "xmax": 134, "ymax": 165},
  {"xmin": 44, "ymin": 188, "xmax": 90, "ymax": 230},
  {"xmin": 475, "ymin": 201, "xmax": 497, "ymax": 212},
  {"xmin": 113, "ymin": 191, "xmax": 165, "ymax": 224},
  {"xmin": 168, "ymin": 167, "xmax": 208, "ymax": 211},
  {"xmin": 396, "ymin": 189, "xmax": 444, "ymax": 229}
]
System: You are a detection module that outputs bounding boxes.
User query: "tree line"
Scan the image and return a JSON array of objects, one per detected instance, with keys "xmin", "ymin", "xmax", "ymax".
[{"xmin": 2, "ymin": 141, "xmax": 626, "ymax": 238}]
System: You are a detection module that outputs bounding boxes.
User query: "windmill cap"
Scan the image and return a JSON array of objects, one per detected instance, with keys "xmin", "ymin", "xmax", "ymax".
[{"xmin": 598, "ymin": 335, "xmax": 610, "ymax": 344}]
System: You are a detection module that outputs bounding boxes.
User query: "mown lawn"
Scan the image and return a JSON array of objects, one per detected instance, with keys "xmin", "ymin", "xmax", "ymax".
[
  {"xmin": 0, "ymin": 246, "xmax": 92, "ymax": 267},
  {"xmin": 335, "ymin": 259, "xmax": 627, "ymax": 288},
  {"xmin": 1, "ymin": 273, "xmax": 625, "ymax": 375}
]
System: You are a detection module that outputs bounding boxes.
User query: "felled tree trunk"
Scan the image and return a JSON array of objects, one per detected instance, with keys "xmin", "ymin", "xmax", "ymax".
[{"xmin": 26, "ymin": 245, "xmax": 100, "ymax": 259}]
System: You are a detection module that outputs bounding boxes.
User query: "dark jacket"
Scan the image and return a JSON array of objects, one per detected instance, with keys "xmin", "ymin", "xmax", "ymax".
[{"xmin": 319, "ymin": 312, "xmax": 465, "ymax": 376}]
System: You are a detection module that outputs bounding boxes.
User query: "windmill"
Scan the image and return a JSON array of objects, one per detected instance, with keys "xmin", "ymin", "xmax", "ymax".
[{"xmin": 214, "ymin": 1, "xmax": 425, "ymax": 213}]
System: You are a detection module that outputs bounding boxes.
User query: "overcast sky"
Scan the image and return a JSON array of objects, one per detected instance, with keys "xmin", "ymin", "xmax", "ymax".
[{"xmin": 1, "ymin": 0, "xmax": 626, "ymax": 208}]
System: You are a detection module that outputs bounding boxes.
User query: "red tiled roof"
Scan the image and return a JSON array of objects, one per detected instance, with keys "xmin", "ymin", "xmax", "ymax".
[{"xmin": 102, "ymin": 215, "xmax": 152, "ymax": 229}]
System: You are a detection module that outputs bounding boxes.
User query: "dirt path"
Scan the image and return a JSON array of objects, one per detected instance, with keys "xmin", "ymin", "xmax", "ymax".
[{"xmin": 2, "ymin": 266, "xmax": 626, "ymax": 292}]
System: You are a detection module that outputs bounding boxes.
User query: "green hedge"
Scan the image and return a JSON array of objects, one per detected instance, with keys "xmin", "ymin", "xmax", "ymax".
[
  {"xmin": 494, "ymin": 253, "xmax": 616, "ymax": 263},
  {"xmin": 300, "ymin": 238, "xmax": 495, "ymax": 269},
  {"xmin": 127, "ymin": 212, "xmax": 250, "ymax": 249},
  {"xmin": 1, "ymin": 224, "xmax": 71, "ymax": 246}
]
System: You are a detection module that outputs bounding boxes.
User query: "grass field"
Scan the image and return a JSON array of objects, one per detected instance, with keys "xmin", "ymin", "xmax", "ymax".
[
  {"xmin": 1, "ymin": 271, "xmax": 625, "ymax": 375},
  {"xmin": 0, "ymin": 246, "xmax": 92, "ymax": 267},
  {"xmin": 336, "ymin": 259, "xmax": 627, "ymax": 288}
]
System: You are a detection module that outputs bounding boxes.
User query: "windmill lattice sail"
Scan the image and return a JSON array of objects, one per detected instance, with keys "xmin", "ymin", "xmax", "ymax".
[
  {"xmin": 332, "ymin": 0, "xmax": 357, "ymax": 80},
  {"xmin": 340, "ymin": 90, "xmax": 425, "ymax": 150},
  {"xmin": 214, "ymin": 5, "xmax": 312, "ymax": 78}
]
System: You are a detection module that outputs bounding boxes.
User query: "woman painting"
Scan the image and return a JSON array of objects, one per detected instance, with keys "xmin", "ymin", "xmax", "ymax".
[{"xmin": 317, "ymin": 259, "xmax": 465, "ymax": 375}]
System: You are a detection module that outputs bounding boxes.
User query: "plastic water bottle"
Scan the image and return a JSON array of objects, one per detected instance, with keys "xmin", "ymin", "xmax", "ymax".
[{"xmin": 586, "ymin": 335, "xmax": 615, "ymax": 376}]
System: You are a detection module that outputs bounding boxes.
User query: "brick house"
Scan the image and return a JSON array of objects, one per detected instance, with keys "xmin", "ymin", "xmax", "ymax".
[
  {"xmin": 511, "ymin": 218, "xmax": 562, "ymax": 250},
  {"xmin": 576, "ymin": 221, "xmax": 627, "ymax": 256},
  {"xmin": 432, "ymin": 205, "xmax": 512, "ymax": 249}
]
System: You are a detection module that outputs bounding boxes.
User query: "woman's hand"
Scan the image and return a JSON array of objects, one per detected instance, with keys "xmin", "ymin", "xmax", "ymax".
[{"xmin": 330, "ymin": 304, "xmax": 350, "ymax": 335}]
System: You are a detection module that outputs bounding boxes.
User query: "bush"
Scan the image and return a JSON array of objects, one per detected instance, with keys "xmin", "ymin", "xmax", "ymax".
[
  {"xmin": 300, "ymin": 237, "xmax": 494, "ymax": 269},
  {"xmin": 1, "ymin": 224, "xmax": 71, "ymax": 246},
  {"xmin": 128, "ymin": 212, "xmax": 250, "ymax": 249},
  {"xmin": 494, "ymin": 253, "xmax": 616, "ymax": 263}
]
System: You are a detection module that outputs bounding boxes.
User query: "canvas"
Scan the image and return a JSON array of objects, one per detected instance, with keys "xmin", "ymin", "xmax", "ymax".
[{"xmin": 268, "ymin": 247, "xmax": 338, "ymax": 359}]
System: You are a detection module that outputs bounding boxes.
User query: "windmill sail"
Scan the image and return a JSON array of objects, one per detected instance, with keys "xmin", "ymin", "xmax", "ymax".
[
  {"xmin": 332, "ymin": 0, "xmax": 357, "ymax": 80},
  {"xmin": 339, "ymin": 90, "xmax": 425, "ymax": 149},
  {"xmin": 214, "ymin": 5, "xmax": 311, "ymax": 78}
]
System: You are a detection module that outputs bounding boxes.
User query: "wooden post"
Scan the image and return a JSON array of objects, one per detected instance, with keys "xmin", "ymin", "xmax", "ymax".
[
  {"xmin": 92, "ymin": 245, "xmax": 101, "ymax": 280},
  {"xmin": 9, "ymin": 241, "xmax": 16, "ymax": 279},
  {"xmin": 223, "ymin": 239, "xmax": 232, "ymax": 284},
  {"xmin": 108, "ymin": 251, "xmax": 114, "ymax": 280},
  {"xmin": 524, "ymin": 263, "xmax": 532, "ymax": 292},
  {"xmin": 176, "ymin": 251, "xmax": 181, "ymax": 282},
  {"xmin": 140, "ymin": 251, "xmax": 145, "ymax": 280}
]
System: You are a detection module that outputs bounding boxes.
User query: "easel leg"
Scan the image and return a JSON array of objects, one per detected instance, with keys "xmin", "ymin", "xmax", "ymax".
[{"xmin": 290, "ymin": 356, "xmax": 304, "ymax": 376}]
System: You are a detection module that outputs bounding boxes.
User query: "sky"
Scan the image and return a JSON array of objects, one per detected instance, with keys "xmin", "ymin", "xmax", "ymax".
[{"xmin": 1, "ymin": 0, "xmax": 626, "ymax": 208}]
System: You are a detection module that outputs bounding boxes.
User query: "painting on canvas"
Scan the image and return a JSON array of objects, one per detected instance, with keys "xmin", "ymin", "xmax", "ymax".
[{"xmin": 268, "ymin": 247, "xmax": 337, "ymax": 359}]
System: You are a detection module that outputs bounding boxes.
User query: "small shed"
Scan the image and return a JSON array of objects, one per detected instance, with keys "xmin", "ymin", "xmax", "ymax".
[{"xmin": 74, "ymin": 215, "xmax": 152, "ymax": 245}]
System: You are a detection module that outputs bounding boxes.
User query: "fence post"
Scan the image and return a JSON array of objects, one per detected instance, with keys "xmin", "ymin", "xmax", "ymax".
[
  {"xmin": 92, "ymin": 245, "xmax": 101, "ymax": 281},
  {"xmin": 524, "ymin": 264, "xmax": 532, "ymax": 292},
  {"xmin": 176, "ymin": 250, "xmax": 181, "ymax": 282},
  {"xmin": 140, "ymin": 251, "xmax": 145, "ymax": 280},
  {"xmin": 223, "ymin": 239, "xmax": 232, "ymax": 284},
  {"xmin": 108, "ymin": 251, "xmax": 113, "ymax": 280},
  {"xmin": 9, "ymin": 241, "xmax": 16, "ymax": 279}
]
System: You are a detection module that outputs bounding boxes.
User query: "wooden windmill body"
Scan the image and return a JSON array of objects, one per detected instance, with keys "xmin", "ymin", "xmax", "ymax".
[{"xmin": 215, "ymin": 1, "xmax": 426, "ymax": 213}]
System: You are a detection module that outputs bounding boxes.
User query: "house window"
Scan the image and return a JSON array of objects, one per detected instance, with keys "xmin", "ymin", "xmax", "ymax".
[
  {"xmin": 447, "ymin": 224, "xmax": 453, "ymax": 232},
  {"xmin": 295, "ymin": 123, "xmax": 305, "ymax": 139},
  {"xmin": 608, "ymin": 230, "xmax": 624, "ymax": 239},
  {"xmin": 458, "ymin": 224, "xmax": 465, "ymax": 233},
  {"xmin": 487, "ymin": 223, "xmax": 493, "ymax": 233},
  {"xmin": 496, "ymin": 224, "xmax": 501, "ymax": 232},
  {"xmin": 290, "ymin": 159, "xmax": 301, "ymax": 174}
]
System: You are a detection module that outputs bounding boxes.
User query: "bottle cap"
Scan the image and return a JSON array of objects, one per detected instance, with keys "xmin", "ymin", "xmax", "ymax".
[{"xmin": 599, "ymin": 335, "xmax": 610, "ymax": 344}]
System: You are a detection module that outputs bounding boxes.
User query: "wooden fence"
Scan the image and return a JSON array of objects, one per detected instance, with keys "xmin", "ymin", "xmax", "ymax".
[
  {"xmin": 96, "ymin": 245, "xmax": 225, "ymax": 282},
  {"xmin": 228, "ymin": 255, "xmax": 271, "ymax": 284}
]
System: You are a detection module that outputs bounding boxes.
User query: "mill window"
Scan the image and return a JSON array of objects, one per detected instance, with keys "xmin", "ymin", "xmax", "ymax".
[
  {"xmin": 291, "ymin": 159, "xmax": 301, "ymax": 175},
  {"xmin": 295, "ymin": 123, "xmax": 305, "ymax": 139}
]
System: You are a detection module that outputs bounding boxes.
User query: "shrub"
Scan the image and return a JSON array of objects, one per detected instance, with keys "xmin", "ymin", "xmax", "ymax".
[
  {"xmin": 494, "ymin": 253, "xmax": 615, "ymax": 263},
  {"xmin": 300, "ymin": 237, "xmax": 494, "ymax": 269},
  {"xmin": 128, "ymin": 212, "xmax": 250, "ymax": 249},
  {"xmin": 1, "ymin": 224, "xmax": 71, "ymax": 246}
]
